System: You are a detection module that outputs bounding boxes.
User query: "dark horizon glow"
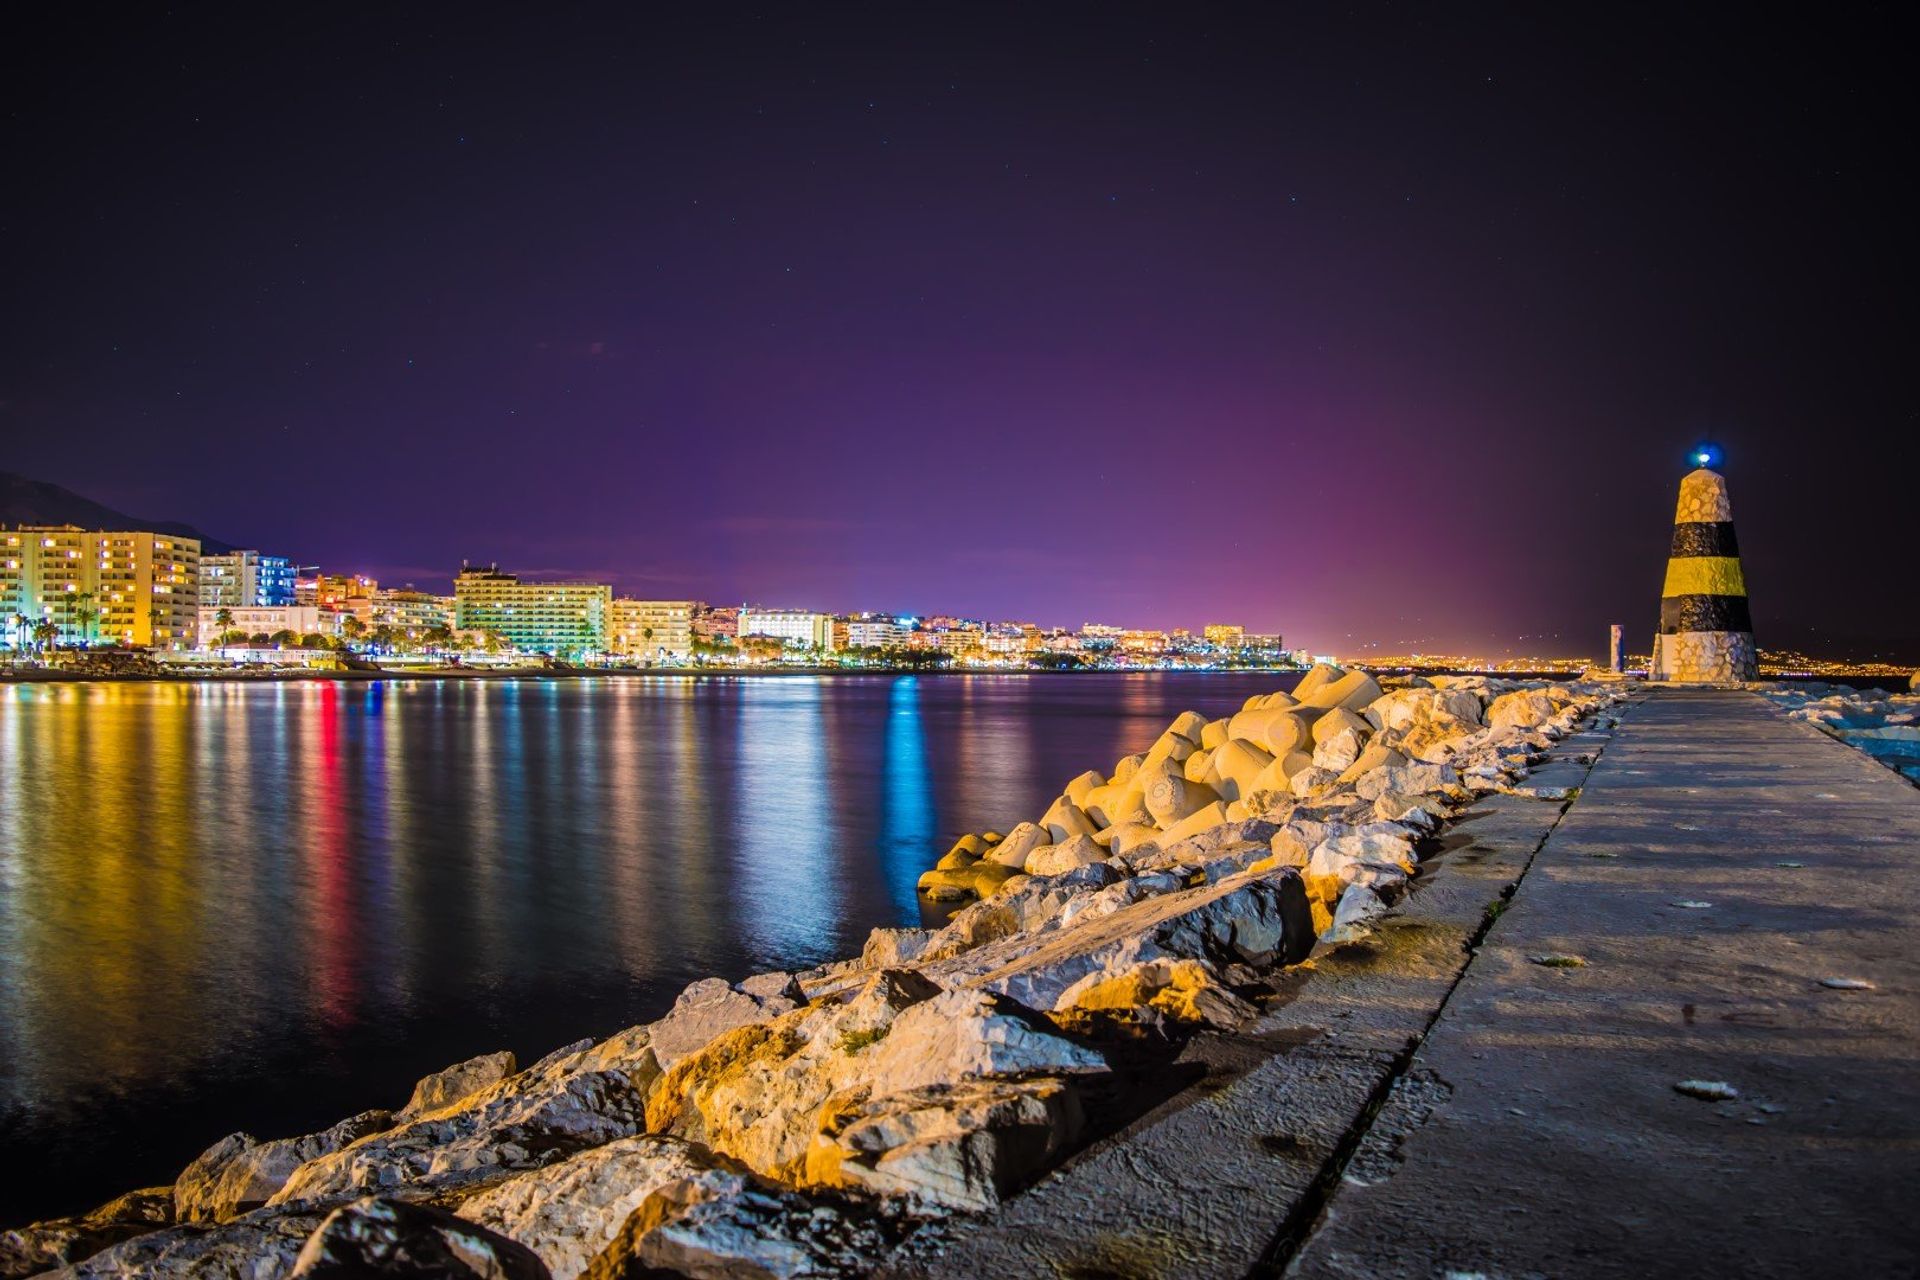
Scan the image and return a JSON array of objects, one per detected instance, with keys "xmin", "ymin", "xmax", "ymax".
[{"xmin": 1, "ymin": 8, "xmax": 1909, "ymax": 659}]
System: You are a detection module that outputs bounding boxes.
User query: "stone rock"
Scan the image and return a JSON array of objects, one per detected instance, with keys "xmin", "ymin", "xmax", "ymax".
[
  {"xmin": 940, "ymin": 872, "xmax": 1316, "ymax": 1013},
  {"xmin": 925, "ymin": 864, "xmax": 1122, "ymax": 958},
  {"xmin": 808, "ymin": 1077, "xmax": 1085, "ymax": 1212},
  {"xmin": 1265, "ymin": 827, "xmax": 1313, "ymax": 868},
  {"xmin": 176, "ymin": 1110, "xmax": 395, "ymax": 1223},
  {"xmin": 458, "ymin": 1136, "xmax": 711, "ymax": 1280},
  {"xmin": 1052, "ymin": 957, "xmax": 1257, "ymax": 1030},
  {"xmin": 1306, "ymin": 831, "xmax": 1417, "ymax": 901},
  {"xmin": 1323, "ymin": 883, "xmax": 1389, "ymax": 942},
  {"xmin": 1024, "ymin": 833, "xmax": 1105, "ymax": 876},
  {"xmin": 1199, "ymin": 718, "xmax": 1230, "ymax": 750},
  {"xmin": 1373, "ymin": 791, "xmax": 1444, "ymax": 829},
  {"xmin": 643, "ymin": 971, "xmax": 940, "ymax": 1180},
  {"xmin": 934, "ymin": 846, "xmax": 979, "ymax": 871},
  {"xmin": 581, "ymin": 1168, "xmax": 896, "ymax": 1280},
  {"xmin": 1353, "ymin": 761, "xmax": 1459, "ymax": 801},
  {"xmin": 59, "ymin": 1207, "xmax": 327, "ymax": 1280},
  {"xmin": 398, "ymin": 1051, "xmax": 518, "ymax": 1121},
  {"xmin": 1486, "ymin": 689, "xmax": 1558, "ymax": 732},
  {"xmin": 0, "ymin": 1187, "xmax": 172, "ymax": 1277},
  {"xmin": 985, "ymin": 821, "xmax": 1050, "ymax": 868},
  {"xmin": 1110, "ymin": 753, "xmax": 1144, "ymax": 785},
  {"xmin": 861, "ymin": 927, "xmax": 935, "ymax": 968},
  {"xmin": 860, "ymin": 988, "xmax": 1107, "ymax": 1098},
  {"xmin": 651, "ymin": 976, "xmax": 803, "ymax": 1068},
  {"xmin": 271, "ymin": 1068, "xmax": 655, "ymax": 1208},
  {"xmin": 1310, "ymin": 727, "xmax": 1367, "ymax": 774},
  {"xmin": 1289, "ymin": 765, "xmax": 1339, "ymax": 798},
  {"xmin": 290, "ymin": 1196, "xmax": 548, "ymax": 1279},
  {"xmin": 1054, "ymin": 872, "xmax": 1189, "ymax": 928}
]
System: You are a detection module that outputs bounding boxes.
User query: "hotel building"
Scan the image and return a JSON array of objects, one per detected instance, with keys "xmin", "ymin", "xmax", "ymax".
[
  {"xmin": 2, "ymin": 524, "xmax": 200, "ymax": 649},
  {"xmin": 454, "ymin": 564, "xmax": 610, "ymax": 657},
  {"xmin": 198, "ymin": 605, "xmax": 328, "ymax": 647},
  {"xmin": 609, "ymin": 599, "xmax": 695, "ymax": 659},
  {"xmin": 199, "ymin": 551, "xmax": 297, "ymax": 608},
  {"xmin": 738, "ymin": 608, "xmax": 835, "ymax": 651}
]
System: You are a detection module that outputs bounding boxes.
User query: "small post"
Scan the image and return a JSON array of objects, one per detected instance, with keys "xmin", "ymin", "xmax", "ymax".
[{"xmin": 1609, "ymin": 625, "xmax": 1624, "ymax": 674}]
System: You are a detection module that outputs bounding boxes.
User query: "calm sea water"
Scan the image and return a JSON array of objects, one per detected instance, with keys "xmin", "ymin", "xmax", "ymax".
[{"xmin": 0, "ymin": 671, "xmax": 1299, "ymax": 1222}]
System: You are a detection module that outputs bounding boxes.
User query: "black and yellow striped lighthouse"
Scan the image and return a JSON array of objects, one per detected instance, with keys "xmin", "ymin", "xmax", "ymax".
[{"xmin": 1653, "ymin": 452, "xmax": 1756, "ymax": 682}]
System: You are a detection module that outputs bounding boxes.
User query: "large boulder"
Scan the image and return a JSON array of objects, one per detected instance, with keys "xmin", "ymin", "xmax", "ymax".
[
  {"xmin": 175, "ymin": 1110, "xmax": 395, "ymax": 1223},
  {"xmin": 580, "ymin": 1168, "xmax": 896, "ymax": 1280},
  {"xmin": 1486, "ymin": 689, "xmax": 1558, "ymax": 732},
  {"xmin": 651, "ymin": 976, "xmax": 804, "ymax": 1068},
  {"xmin": 937, "ymin": 871, "xmax": 1316, "ymax": 1013},
  {"xmin": 290, "ymin": 1197, "xmax": 549, "ymax": 1279},
  {"xmin": 398, "ymin": 1051, "xmax": 518, "ymax": 1121},
  {"xmin": 57, "ymin": 1207, "xmax": 328, "ymax": 1280},
  {"xmin": 1052, "ymin": 957, "xmax": 1256, "ymax": 1030},
  {"xmin": 807, "ymin": 1076, "xmax": 1085, "ymax": 1212},
  {"xmin": 0, "ymin": 1188, "xmax": 172, "ymax": 1277},
  {"xmin": 458, "ymin": 1136, "xmax": 712, "ymax": 1280},
  {"xmin": 270, "ymin": 1067, "xmax": 655, "ymax": 1208},
  {"xmin": 645, "ymin": 974, "xmax": 1102, "ymax": 1189}
]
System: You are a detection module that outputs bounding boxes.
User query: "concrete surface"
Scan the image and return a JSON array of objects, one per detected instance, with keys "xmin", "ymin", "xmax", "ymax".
[
  {"xmin": 882, "ymin": 728, "xmax": 1611, "ymax": 1279},
  {"xmin": 1284, "ymin": 690, "xmax": 1920, "ymax": 1278}
]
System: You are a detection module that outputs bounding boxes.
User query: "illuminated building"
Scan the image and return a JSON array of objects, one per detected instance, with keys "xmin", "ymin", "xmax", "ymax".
[
  {"xmin": 454, "ymin": 564, "xmax": 611, "ymax": 657},
  {"xmin": 609, "ymin": 599, "xmax": 695, "ymax": 659},
  {"xmin": 847, "ymin": 620, "xmax": 906, "ymax": 648},
  {"xmin": 1203, "ymin": 623, "xmax": 1246, "ymax": 648},
  {"xmin": 1, "ymin": 524, "xmax": 200, "ymax": 649},
  {"xmin": 691, "ymin": 603, "xmax": 735, "ymax": 642},
  {"xmin": 739, "ymin": 608, "xmax": 835, "ymax": 651},
  {"xmin": 198, "ymin": 550, "xmax": 296, "ymax": 607},
  {"xmin": 198, "ymin": 605, "xmax": 328, "ymax": 647},
  {"xmin": 371, "ymin": 588, "xmax": 452, "ymax": 635}
]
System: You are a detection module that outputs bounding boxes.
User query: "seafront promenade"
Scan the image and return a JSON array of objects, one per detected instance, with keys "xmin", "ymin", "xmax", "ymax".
[{"xmin": 898, "ymin": 689, "xmax": 1919, "ymax": 1278}]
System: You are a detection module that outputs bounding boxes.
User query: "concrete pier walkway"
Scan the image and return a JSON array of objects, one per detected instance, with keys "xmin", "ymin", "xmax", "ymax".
[{"xmin": 1288, "ymin": 690, "xmax": 1920, "ymax": 1277}]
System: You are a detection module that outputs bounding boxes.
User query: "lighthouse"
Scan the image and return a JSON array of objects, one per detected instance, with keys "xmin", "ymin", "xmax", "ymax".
[{"xmin": 1653, "ymin": 446, "xmax": 1756, "ymax": 682}]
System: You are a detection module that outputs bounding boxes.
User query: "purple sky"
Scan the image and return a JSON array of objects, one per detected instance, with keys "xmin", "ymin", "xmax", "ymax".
[{"xmin": 2, "ymin": 8, "xmax": 1910, "ymax": 659}]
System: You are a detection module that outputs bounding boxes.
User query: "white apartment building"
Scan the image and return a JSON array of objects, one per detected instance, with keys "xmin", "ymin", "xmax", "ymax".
[{"xmin": 738, "ymin": 608, "xmax": 836, "ymax": 651}]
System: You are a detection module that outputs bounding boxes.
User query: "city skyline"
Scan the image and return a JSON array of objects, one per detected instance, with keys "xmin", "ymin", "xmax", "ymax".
[{"xmin": 2, "ymin": 9, "xmax": 1911, "ymax": 659}]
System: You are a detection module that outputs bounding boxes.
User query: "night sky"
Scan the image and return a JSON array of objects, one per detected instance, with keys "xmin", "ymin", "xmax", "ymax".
[{"xmin": 2, "ymin": 7, "xmax": 1910, "ymax": 659}]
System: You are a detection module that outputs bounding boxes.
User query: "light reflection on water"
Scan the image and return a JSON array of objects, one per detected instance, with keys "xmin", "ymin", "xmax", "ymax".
[{"xmin": 0, "ymin": 671, "xmax": 1297, "ymax": 1221}]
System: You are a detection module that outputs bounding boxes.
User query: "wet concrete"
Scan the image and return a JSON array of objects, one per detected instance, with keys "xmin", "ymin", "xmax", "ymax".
[{"xmin": 1286, "ymin": 691, "xmax": 1920, "ymax": 1278}]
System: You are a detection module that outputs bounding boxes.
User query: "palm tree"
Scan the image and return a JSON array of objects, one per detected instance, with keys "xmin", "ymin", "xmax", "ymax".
[
  {"xmin": 79, "ymin": 593, "xmax": 101, "ymax": 647},
  {"xmin": 147, "ymin": 605, "xmax": 165, "ymax": 649},
  {"xmin": 32, "ymin": 620, "xmax": 58, "ymax": 653}
]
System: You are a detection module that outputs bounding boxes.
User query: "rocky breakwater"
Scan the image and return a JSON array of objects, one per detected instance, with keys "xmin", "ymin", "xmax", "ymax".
[
  {"xmin": 3, "ymin": 665, "xmax": 1623, "ymax": 1280},
  {"xmin": 1760, "ymin": 681, "xmax": 1920, "ymax": 783}
]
